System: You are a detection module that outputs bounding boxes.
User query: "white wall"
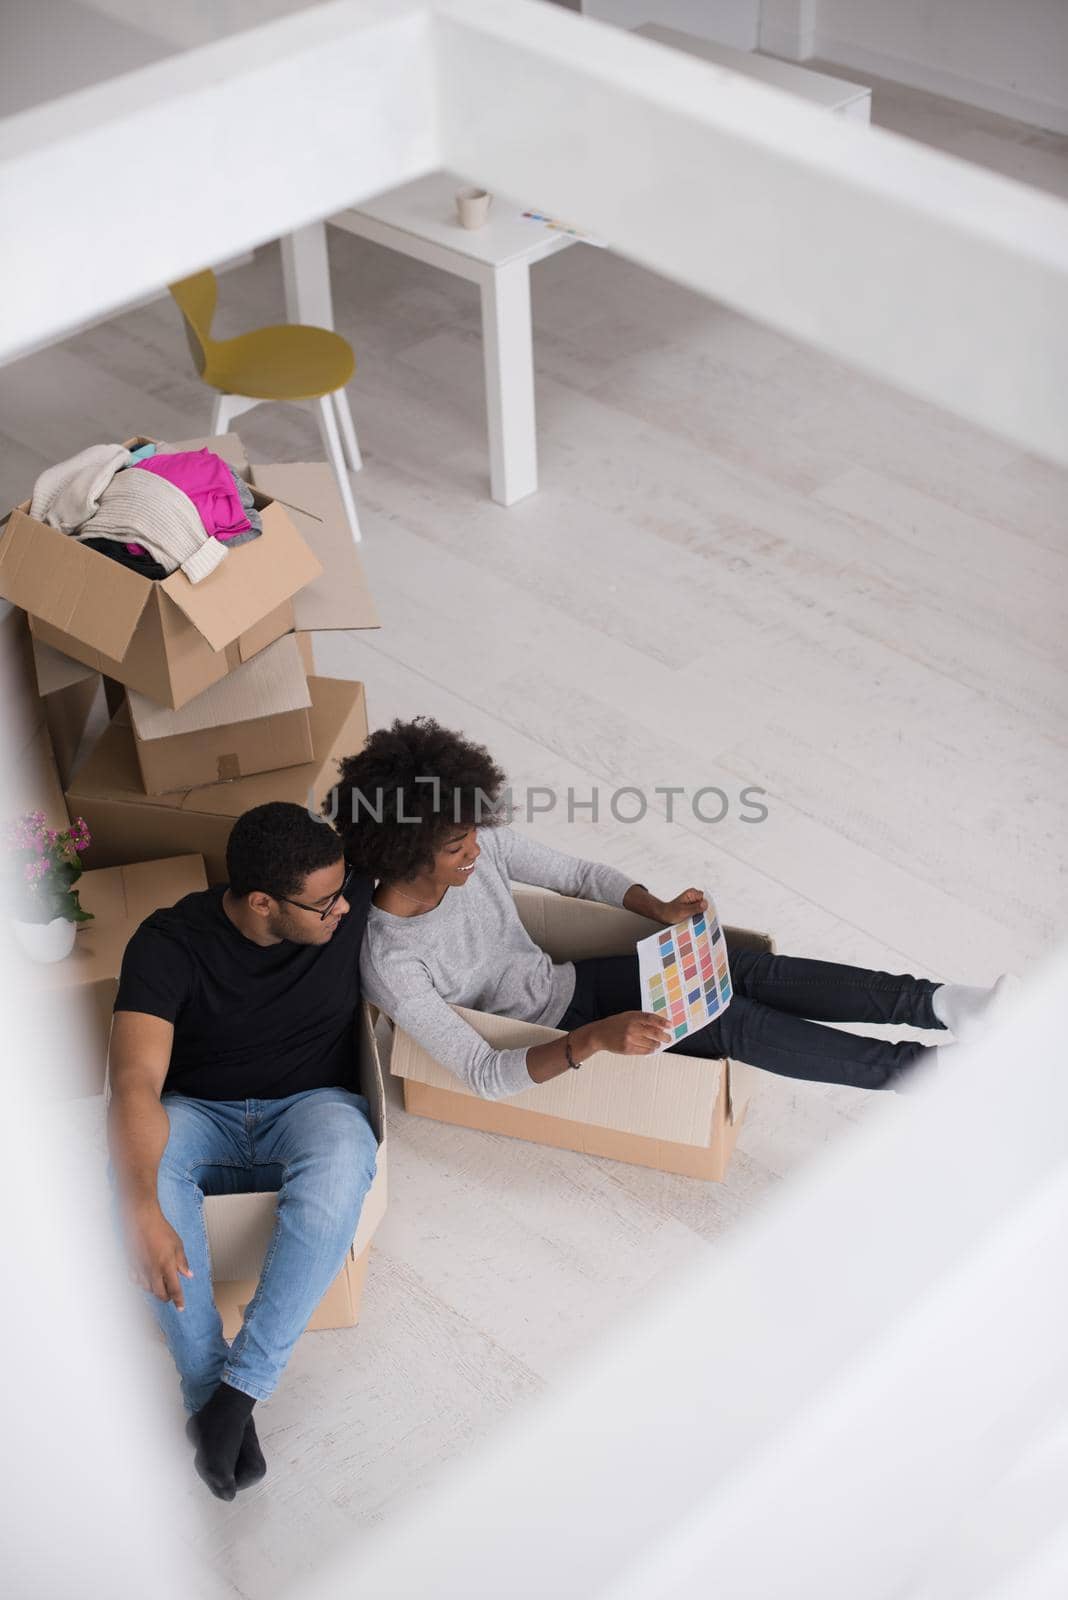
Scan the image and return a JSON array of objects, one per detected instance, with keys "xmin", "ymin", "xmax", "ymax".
[
  {"xmin": 763, "ymin": 0, "xmax": 1068, "ymax": 134},
  {"xmin": 582, "ymin": 0, "xmax": 760, "ymax": 52}
]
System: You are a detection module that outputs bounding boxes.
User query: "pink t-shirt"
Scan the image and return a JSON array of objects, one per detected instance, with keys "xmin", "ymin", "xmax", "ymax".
[{"xmin": 133, "ymin": 450, "xmax": 251, "ymax": 541}]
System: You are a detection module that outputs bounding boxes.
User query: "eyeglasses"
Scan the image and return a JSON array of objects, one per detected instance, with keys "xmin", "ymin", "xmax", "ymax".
[{"xmin": 277, "ymin": 866, "xmax": 354, "ymax": 921}]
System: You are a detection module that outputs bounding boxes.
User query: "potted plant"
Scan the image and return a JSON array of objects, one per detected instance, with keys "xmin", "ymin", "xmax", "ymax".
[{"xmin": 4, "ymin": 810, "xmax": 94, "ymax": 963}]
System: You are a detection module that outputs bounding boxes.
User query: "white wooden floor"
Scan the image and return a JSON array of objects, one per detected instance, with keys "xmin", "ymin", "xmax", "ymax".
[{"xmin": 6, "ymin": 69, "xmax": 1067, "ymax": 1600}]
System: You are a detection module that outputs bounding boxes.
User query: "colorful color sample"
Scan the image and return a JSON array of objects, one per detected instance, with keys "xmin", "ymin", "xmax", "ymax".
[{"xmin": 636, "ymin": 895, "xmax": 733, "ymax": 1052}]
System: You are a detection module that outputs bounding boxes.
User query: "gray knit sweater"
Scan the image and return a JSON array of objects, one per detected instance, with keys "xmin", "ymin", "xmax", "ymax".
[{"xmin": 360, "ymin": 826, "xmax": 633, "ymax": 1099}]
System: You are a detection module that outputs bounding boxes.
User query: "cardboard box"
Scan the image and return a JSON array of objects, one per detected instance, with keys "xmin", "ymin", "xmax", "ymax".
[
  {"xmin": 1, "ymin": 436, "xmax": 323, "ymax": 709},
  {"xmin": 31, "ymin": 636, "xmax": 102, "ymax": 788},
  {"xmin": 65, "ymin": 675, "xmax": 368, "ymax": 883},
  {"xmin": 1, "ymin": 604, "xmax": 70, "ymax": 828},
  {"xmin": 11, "ymin": 855, "xmax": 209, "ymax": 1098},
  {"xmin": 127, "ymin": 632, "xmax": 315, "ymax": 794},
  {"xmin": 206, "ymin": 1003, "xmax": 389, "ymax": 1337},
  {"xmin": 250, "ymin": 463, "xmax": 380, "ymax": 633},
  {"xmin": 389, "ymin": 890, "xmax": 773, "ymax": 1181}
]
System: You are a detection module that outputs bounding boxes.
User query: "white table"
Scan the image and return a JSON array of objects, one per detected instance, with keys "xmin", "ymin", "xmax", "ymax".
[
  {"xmin": 281, "ymin": 173, "xmax": 579, "ymax": 507},
  {"xmin": 279, "ymin": 53, "xmax": 868, "ymax": 509}
]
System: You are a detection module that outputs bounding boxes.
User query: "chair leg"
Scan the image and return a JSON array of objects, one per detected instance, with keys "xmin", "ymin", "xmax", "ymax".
[
  {"xmin": 210, "ymin": 392, "xmax": 236, "ymax": 434},
  {"xmin": 331, "ymin": 388, "xmax": 363, "ymax": 472},
  {"xmin": 315, "ymin": 396, "xmax": 362, "ymax": 543},
  {"xmin": 210, "ymin": 393, "xmax": 260, "ymax": 434}
]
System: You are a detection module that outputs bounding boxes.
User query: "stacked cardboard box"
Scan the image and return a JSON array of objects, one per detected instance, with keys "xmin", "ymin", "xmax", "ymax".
[
  {"xmin": 0, "ymin": 435, "xmax": 378, "ymax": 882},
  {"xmin": 0, "ymin": 437, "xmax": 386, "ymax": 1330},
  {"xmin": 390, "ymin": 889, "xmax": 774, "ymax": 1182},
  {"xmin": 15, "ymin": 853, "xmax": 210, "ymax": 1098}
]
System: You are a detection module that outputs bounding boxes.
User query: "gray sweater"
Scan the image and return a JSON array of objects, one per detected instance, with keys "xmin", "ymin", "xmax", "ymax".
[{"xmin": 360, "ymin": 826, "xmax": 633, "ymax": 1099}]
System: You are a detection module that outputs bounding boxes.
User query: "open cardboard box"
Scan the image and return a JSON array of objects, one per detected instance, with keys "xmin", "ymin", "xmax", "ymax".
[
  {"xmin": 390, "ymin": 890, "xmax": 772, "ymax": 1181},
  {"xmin": 31, "ymin": 636, "xmax": 102, "ymax": 789},
  {"xmin": 208, "ymin": 1002, "xmax": 388, "ymax": 1337},
  {"xmin": 1, "ymin": 435, "xmax": 323, "ymax": 709},
  {"xmin": 66, "ymin": 675, "xmax": 368, "ymax": 883},
  {"xmin": 251, "ymin": 463, "xmax": 379, "ymax": 634},
  {"xmin": 127, "ymin": 632, "xmax": 316, "ymax": 794}
]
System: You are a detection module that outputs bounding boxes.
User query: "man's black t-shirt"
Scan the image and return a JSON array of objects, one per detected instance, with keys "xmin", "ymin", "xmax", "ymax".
[{"xmin": 114, "ymin": 878, "xmax": 373, "ymax": 1100}]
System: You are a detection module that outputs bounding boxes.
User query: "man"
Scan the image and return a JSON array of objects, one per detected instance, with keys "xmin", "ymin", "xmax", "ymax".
[{"xmin": 106, "ymin": 802, "xmax": 376, "ymax": 1500}]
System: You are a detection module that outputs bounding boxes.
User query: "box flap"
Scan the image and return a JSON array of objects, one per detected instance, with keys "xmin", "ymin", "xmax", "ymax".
[
  {"xmin": 250, "ymin": 463, "xmax": 380, "ymax": 631},
  {"xmin": 158, "ymin": 500, "xmax": 323, "ymax": 652},
  {"xmin": 32, "ymin": 636, "xmax": 98, "ymax": 696},
  {"xmin": 128, "ymin": 632, "xmax": 311, "ymax": 741},
  {"xmin": 390, "ymin": 1002, "xmax": 722, "ymax": 1146},
  {"xmin": 69, "ymin": 676, "xmax": 366, "ymax": 820},
  {"xmin": 161, "ymin": 433, "xmax": 249, "ymax": 476},
  {"xmin": 0, "ymin": 508, "xmax": 151, "ymax": 659},
  {"xmin": 353, "ymin": 1000, "xmax": 388, "ymax": 1255},
  {"xmin": 35, "ymin": 855, "xmax": 207, "ymax": 993},
  {"xmin": 514, "ymin": 888, "xmax": 662, "ymax": 961}
]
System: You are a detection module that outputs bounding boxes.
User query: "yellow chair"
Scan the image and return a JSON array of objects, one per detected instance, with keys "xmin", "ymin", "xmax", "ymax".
[{"xmin": 169, "ymin": 269, "xmax": 363, "ymax": 541}]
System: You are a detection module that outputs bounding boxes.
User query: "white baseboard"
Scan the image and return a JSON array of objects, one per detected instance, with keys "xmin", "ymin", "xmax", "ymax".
[
  {"xmin": 810, "ymin": 31, "xmax": 1068, "ymax": 135},
  {"xmin": 757, "ymin": 23, "xmax": 815, "ymax": 62}
]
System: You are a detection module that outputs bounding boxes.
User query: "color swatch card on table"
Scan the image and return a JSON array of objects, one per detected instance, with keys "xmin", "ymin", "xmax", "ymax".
[
  {"xmin": 520, "ymin": 210, "xmax": 608, "ymax": 247},
  {"xmin": 637, "ymin": 896, "xmax": 733, "ymax": 1050}
]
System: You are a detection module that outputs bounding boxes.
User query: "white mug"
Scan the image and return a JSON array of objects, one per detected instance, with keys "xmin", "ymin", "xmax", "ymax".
[{"xmin": 455, "ymin": 187, "xmax": 491, "ymax": 229}]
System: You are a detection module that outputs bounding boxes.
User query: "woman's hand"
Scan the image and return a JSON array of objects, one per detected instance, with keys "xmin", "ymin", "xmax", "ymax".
[
  {"xmin": 655, "ymin": 887, "xmax": 708, "ymax": 926},
  {"xmin": 623, "ymin": 884, "xmax": 708, "ymax": 926},
  {"xmin": 592, "ymin": 1011, "xmax": 673, "ymax": 1055}
]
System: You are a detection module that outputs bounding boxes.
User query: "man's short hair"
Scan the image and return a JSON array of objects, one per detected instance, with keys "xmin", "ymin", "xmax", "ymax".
[{"xmin": 226, "ymin": 802, "xmax": 344, "ymax": 899}]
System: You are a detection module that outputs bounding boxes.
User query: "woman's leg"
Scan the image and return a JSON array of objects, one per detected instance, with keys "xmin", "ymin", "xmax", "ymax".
[
  {"xmin": 726, "ymin": 943, "xmax": 946, "ymax": 1031},
  {"xmin": 561, "ymin": 951, "xmax": 933, "ymax": 1091},
  {"xmin": 692, "ymin": 992, "xmax": 928, "ymax": 1089},
  {"xmin": 558, "ymin": 955, "xmax": 644, "ymax": 1029}
]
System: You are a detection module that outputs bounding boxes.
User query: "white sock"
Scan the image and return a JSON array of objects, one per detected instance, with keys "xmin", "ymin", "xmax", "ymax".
[{"xmin": 931, "ymin": 974, "xmax": 1020, "ymax": 1040}]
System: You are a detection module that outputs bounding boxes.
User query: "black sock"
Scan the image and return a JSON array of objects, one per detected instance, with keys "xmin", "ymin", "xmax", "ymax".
[
  {"xmin": 187, "ymin": 1382, "xmax": 257, "ymax": 1499},
  {"xmin": 234, "ymin": 1416, "xmax": 267, "ymax": 1489}
]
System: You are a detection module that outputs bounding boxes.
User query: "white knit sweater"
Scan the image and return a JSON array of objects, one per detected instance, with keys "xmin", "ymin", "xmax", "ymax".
[{"xmin": 76, "ymin": 469, "xmax": 227, "ymax": 584}]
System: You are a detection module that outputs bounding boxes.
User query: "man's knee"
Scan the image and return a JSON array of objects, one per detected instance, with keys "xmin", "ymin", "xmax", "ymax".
[{"xmin": 288, "ymin": 1111, "xmax": 377, "ymax": 1220}]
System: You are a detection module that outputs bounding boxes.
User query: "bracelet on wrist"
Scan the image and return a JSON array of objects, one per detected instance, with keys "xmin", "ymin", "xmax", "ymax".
[{"xmin": 564, "ymin": 1032, "xmax": 581, "ymax": 1071}]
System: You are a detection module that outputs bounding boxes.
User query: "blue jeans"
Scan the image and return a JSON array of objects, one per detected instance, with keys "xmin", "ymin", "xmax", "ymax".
[{"xmin": 107, "ymin": 1086, "xmax": 377, "ymax": 1414}]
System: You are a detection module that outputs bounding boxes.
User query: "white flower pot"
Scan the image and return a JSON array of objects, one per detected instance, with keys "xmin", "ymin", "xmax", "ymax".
[{"xmin": 12, "ymin": 915, "xmax": 78, "ymax": 964}]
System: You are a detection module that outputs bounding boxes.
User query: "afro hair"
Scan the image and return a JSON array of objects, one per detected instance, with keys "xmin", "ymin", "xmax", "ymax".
[{"xmin": 327, "ymin": 717, "xmax": 508, "ymax": 882}]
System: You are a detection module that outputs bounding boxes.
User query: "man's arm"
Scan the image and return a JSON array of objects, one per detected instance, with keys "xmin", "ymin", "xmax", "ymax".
[{"xmin": 107, "ymin": 1011, "xmax": 193, "ymax": 1311}]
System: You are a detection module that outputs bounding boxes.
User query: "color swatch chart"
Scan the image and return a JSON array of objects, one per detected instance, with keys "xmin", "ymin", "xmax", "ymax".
[
  {"xmin": 520, "ymin": 210, "xmax": 608, "ymax": 247},
  {"xmin": 637, "ymin": 897, "xmax": 732, "ymax": 1050}
]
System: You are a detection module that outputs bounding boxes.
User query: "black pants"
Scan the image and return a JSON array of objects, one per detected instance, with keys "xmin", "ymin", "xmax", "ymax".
[{"xmin": 557, "ymin": 942, "xmax": 947, "ymax": 1091}]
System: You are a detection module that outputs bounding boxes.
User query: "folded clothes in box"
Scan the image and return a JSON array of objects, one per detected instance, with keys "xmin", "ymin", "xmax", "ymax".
[
  {"xmin": 127, "ymin": 632, "xmax": 316, "ymax": 794},
  {"xmin": 1, "ymin": 436, "xmax": 322, "ymax": 709}
]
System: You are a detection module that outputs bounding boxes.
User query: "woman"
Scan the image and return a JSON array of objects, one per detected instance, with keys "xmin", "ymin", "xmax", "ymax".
[{"xmin": 331, "ymin": 719, "xmax": 1014, "ymax": 1099}]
